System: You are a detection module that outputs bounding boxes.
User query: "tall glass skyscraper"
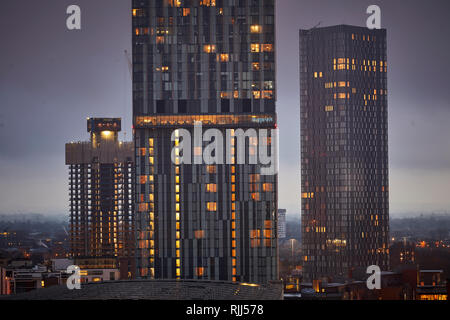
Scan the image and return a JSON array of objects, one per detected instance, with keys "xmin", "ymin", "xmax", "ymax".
[
  {"xmin": 132, "ymin": 0, "xmax": 278, "ymax": 283},
  {"xmin": 300, "ymin": 25, "xmax": 389, "ymax": 282}
]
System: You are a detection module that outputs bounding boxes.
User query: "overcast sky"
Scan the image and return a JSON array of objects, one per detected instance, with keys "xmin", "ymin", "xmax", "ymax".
[{"xmin": 0, "ymin": 0, "xmax": 449, "ymax": 218}]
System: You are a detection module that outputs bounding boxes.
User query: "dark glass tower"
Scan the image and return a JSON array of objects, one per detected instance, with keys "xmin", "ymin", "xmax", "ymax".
[
  {"xmin": 132, "ymin": 0, "xmax": 278, "ymax": 283},
  {"xmin": 299, "ymin": 25, "xmax": 389, "ymax": 282},
  {"xmin": 66, "ymin": 118, "xmax": 136, "ymax": 278}
]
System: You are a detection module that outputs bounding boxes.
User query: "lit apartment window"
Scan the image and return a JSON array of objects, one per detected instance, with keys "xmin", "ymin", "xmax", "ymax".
[
  {"xmin": 251, "ymin": 43, "xmax": 260, "ymax": 53},
  {"xmin": 200, "ymin": 0, "xmax": 216, "ymax": 6},
  {"xmin": 206, "ymin": 202, "xmax": 217, "ymax": 211},
  {"xmin": 203, "ymin": 44, "xmax": 216, "ymax": 53},
  {"xmin": 206, "ymin": 184, "xmax": 217, "ymax": 192},
  {"xmin": 262, "ymin": 44, "xmax": 273, "ymax": 52},
  {"xmin": 250, "ymin": 25, "xmax": 262, "ymax": 33},
  {"xmin": 196, "ymin": 267, "xmax": 205, "ymax": 276},
  {"xmin": 219, "ymin": 53, "xmax": 229, "ymax": 62},
  {"xmin": 206, "ymin": 165, "xmax": 216, "ymax": 174},
  {"xmin": 194, "ymin": 230, "xmax": 205, "ymax": 239}
]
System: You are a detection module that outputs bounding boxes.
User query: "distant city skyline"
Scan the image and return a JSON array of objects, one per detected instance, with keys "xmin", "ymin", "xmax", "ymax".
[{"xmin": 1, "ymin": 0, "xmax": 450, "ymax": 217}]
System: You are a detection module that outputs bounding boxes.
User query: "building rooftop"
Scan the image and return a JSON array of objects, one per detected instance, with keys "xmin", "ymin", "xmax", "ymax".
[{"xmin": 1, "ymin": 279, "xmax": 283, "ymax": 300}]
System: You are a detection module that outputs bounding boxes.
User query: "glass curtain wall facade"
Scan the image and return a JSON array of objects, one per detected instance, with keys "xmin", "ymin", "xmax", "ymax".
[
  {"xmin": 132, "ymin": 0, "xmax": 278, "ymax": 283},
  {"xmin": 299, "ymin": 25, "xmax": 389, "ymax": 282}
]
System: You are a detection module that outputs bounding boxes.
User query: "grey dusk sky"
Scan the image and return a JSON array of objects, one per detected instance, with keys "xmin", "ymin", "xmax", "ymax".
[{"xmin": 0, "ymin": 0, "xmax": 450, "ymax": 217}]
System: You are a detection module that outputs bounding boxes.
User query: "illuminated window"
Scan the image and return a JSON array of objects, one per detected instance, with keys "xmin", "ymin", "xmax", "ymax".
[
  {"xmin": 206, "ymin": 184, "xmax": 217, "ymax": 192},
  {"xmin": 262, "ymin": 90, "xmax": 273, "ymax": 99},
  {"xmin": 183, "ymin": 8, "xmax": 190, "ymax": 16},
  {"xmin": 218, "ymin": 53, "xmax": 229, "ymax": 62},
  {"xmin": 249, "ymin": 174, "xmax": 260, "ymax": 183},
  {"xmin": 140, "ymin": 148, "xmax": 146, "ymax": 156},
  {"xmin": 200, "ymin": 0, "xmax": 216, "ymax": 6},
  {"xmin": 206, "ymin": 202, "xmax": 217, "ymax": 211},
  {"xmin": 262, "ymin": 44, "xmax": 273, "ymax": 52},
  {"xmin": 196, "ymin": 267, "xmax": 205, "ymax": 276},
  {"xmin": 250, "ymin": 25, "xmax": 262, "ymax": 33},
  {"xmin": 262, "ymin": 183, "xmax": 273, "ymax": 192},
  {"xmin": 325, "ymin": 105, "xmax": 334, "ymax": 112},
  {"xmin": 194, "ymin": 230, "xmax": 205, "ymax": 239},
  {"xmin": 252, "ymin": 62, "xmax": 260, "ymax": 71},
  {"xmin": 140, "ymin": 175, "xmax": 147, "ymax": 184},
  {"xmin": 251, "ymin": 193, "xmax": 260, "ymax": 201},
  {"xmin": 251, "ymin": 239, "xmax": 260, "ymax": 248},
  {"xmin": 251, "ymin": 43, "xmax": 260, "ymax": 53},
  {"xmin": 203, "ymin": 44, "xmax": 216, "ymax": 53},
  {"xmin": 220, "ymin": 91, "xmax": 231, "ymax": 98},
  {"xmin": 252, "ymin": 91, "xmax": 261, "ymax": 99},
  {"xmin": 206, "ymin": 165, "xmax": 216, "ymax": 174}
]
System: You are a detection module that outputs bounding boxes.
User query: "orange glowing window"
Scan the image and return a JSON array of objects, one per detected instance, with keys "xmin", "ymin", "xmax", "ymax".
[
  {"xmin": 263, "ymin": 230, "xmax": 272, "ymax": 238},
  {"xmin": 251, "ymin": 239, "xmax": 260, "ymax": 248},
  {"xmin": 251, "ymin": 43, "xmax": 260, "ymax": 53},
  {"xmin": 138, "ymin": 203, "xmax": 148, "ymax": 212},
  {"xmin": 251, "ymin": 193, "xmax": 260, "ymax": 201},
  {"xmin": 156, "ymin": 36, "xmax": 165, "ymax": 44},
  {"xmin": 194, "ymin": 230, "xmax": 205, "ymax": 239},
  {"xmin": 262, "ymin": 90, "xmax": 273, "ymax": 99},
  {"xmin": 183, "ymin": 8, "xmax": 190, "ymax": 16},
  {"xmin": 264, "ymin": 220, "xmax": 272, "ymax": 229},
  {"xmin": 140, "ymin": 175, "xmax": 147, "ymax": 184},
  {"xmin": 250, "ymin": 230, "xmax": 260, "ymax": 238},
  {"xmin": 196, "ymin": 267, "xmax": 205, "ymax": 276},
  {"xmin": 140, "ymin": 148, "xmax": 146, "ymax": 156},
  {"xmin": 262, "ymin": 183, "xmax": 273, "ymax": 192},
  {"xmin": 220, "ymin": 91, "xmax": 231, "ymax": 99},
  {"xmin": 250, "ymin": 25, "xmax": 262, "ymax": 33},
  {"xmin": 206, "ymin": 184, "xmax": 217, "ymax": 192},
  {"xmin": 252, "ymin": 62, "xmax": 260, "ymax": 71},
  {"xmin": 252, "ymin": 91, "xmax": 261, "ymax": 99},
  {"xmin": 200, "ymin": 0, "xmax": 216, "ymax": 6},
  {"xmin": 206, "ymin": 165, "xmax": 216, "ymax": 174},
  {"xmin": 206, "ymin": 202, "xmax": 217, "ymax": 211},
  {"xmin": 203, "ymin": 44, "xmax": 216, "ymax": 53},
  {"xmin": 262, "ymin": 44, "xmax": 273, "ymax": 52},
  {"xmin": 249, "ymin": 174, "xmax": 260, "ymax": 183},
  {"xmin": 219, "ymin": 54, "xmax": 229, "ymax": 62}
]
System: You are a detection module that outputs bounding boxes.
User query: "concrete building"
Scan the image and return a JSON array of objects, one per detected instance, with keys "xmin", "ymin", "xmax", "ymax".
[{"xmin": 65, "ymin": 118, "xmax": 136, "ymax": 279}]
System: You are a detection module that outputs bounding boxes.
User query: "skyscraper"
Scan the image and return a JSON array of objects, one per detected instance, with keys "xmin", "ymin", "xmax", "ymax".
[
  {"xmin": 277, "ymin": 209, "xmax": 286, "ymax": 239},
  {"xmin": 132, "ymin": 0, "xmax": 278, "ymax": 283},
  {"xmin": 300, "ymin": 25, "xmax": 389, "ymax": 282},
  {"xmin": 66, "ymin": 118, "xmax": 136, "ymax": 278}
]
